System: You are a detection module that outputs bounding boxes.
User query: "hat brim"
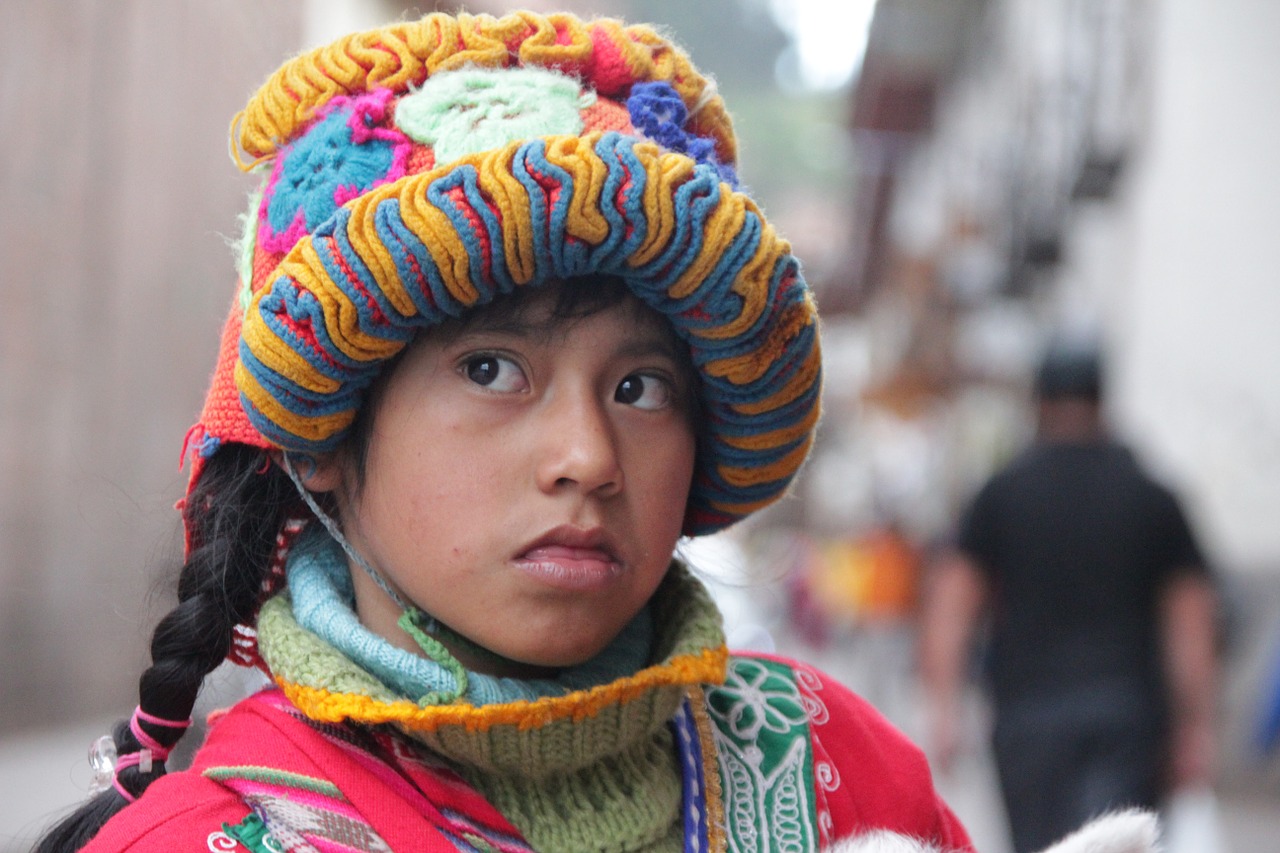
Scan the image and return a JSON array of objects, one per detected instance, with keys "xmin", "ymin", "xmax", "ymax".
[{"xmin": 232, "ymin": 131, "xmax": 820, "ymax": 535}]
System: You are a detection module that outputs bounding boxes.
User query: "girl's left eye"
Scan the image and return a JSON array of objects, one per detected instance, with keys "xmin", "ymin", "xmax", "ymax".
[
  {"xmin": 615, "ymin": 373, "xmax": 674, "ymax": 411},
  {"xmin": 462, "ymin": 354, "xmax": 528, "ymax": 393}
]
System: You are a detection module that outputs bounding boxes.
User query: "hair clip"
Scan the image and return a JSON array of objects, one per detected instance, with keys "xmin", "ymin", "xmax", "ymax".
[{"xmin": 87, "ymin": 734, "xmax": 118, "ymax": 795}]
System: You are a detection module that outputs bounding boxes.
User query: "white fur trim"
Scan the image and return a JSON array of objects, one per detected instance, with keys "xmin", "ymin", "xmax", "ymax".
[
  {"xmin": 823, "ymin": 831, "xmax": 946, "ymax": 853},
  {"xmin": 1036, "ymin": 809, "xmax": 1162, "ymax": 853},
  {"xmin": 821, "ymin": 810, "xmax": 1161, "ymax": 853}
]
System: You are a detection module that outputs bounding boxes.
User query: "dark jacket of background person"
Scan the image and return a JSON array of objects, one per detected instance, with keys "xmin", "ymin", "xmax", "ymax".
[{"xmin": 919, "ymin": 347, "xmax": 1220, "ymax": 853}]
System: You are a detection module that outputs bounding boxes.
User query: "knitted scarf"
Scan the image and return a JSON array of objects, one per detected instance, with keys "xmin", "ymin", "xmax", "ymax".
[
  {"xmin": 283, "ymin": 524, "xmax": 655, "ymax": 704},
  {"xmin": 254, "ymin": 531, "xmax": 729, "ymax": 852}
]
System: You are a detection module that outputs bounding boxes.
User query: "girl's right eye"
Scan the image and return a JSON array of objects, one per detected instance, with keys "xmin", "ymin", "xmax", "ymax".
[{"xmin": 461, "ymin": 354, "xmax": 528, "ymax": 393}]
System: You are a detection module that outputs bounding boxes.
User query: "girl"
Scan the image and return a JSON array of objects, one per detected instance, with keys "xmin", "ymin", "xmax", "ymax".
[{"xmin": 35, "ymin": 10, "xmax": 985, "ymax": 852}]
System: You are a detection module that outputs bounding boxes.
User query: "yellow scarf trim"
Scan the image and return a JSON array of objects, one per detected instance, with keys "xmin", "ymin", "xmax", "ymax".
[{"xmin": 274, "ymin": 645, "xmax": 727, "ymax": 733}]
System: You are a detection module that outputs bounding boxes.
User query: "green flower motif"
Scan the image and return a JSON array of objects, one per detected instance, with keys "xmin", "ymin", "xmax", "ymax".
[
  {"xmin": 394, "ymin": 66, "xmax": 594, "ymax": 164},
  {"xmin": 709, "ymin": 658, "xmax": 809, "ymax": 743}
]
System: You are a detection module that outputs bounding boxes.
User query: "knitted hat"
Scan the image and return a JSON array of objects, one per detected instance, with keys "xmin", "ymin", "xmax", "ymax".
[{"xmin": 185, "ymin": 11, "xmax": 822, "ymax": 537}]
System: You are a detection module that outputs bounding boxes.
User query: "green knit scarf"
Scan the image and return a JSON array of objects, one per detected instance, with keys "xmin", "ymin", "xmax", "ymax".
[{"xmin": 256, "ymin": 563, "xmax": 726, "ymax": 853}]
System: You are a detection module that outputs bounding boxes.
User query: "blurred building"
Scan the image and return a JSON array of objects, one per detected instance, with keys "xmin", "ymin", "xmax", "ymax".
[
  {"xmin": 0, "ymin": 1, "xmax": 306, "ymax": 734},
  {"xmin": 802, "ymin": 0, "xmax": 1280, "ymax": 791},
  {"xmin": 820, "ymin": 0, "xmax": 1280, "ymax": 567}
]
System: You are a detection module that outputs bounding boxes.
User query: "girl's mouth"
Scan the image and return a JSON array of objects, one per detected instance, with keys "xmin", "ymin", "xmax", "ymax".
[{"xmin": 514, "ymin": 529, "xmax": 623, "ymax": 590}]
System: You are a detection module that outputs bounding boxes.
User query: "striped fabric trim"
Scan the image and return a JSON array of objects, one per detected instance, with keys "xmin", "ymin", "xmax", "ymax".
[
  {"xmin": 673, "ymin": 688, "xmax": 728, "ymax": 853},
  {"xmin": 207, "ymin": 767, "xmax": 392, "ymax": 853},
  {"xmin": 207, "ymin": 691, "xmax": 537, "ymax": 852}
]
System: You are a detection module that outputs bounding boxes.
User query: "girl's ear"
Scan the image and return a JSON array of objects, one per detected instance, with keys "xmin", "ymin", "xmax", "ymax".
[{"xmin": 272, "ymin": 450, "xmax": 345, "ymax": 493}]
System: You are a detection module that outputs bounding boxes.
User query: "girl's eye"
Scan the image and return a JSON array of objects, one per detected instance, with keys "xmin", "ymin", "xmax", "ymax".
[
  {"xmin": 462, "ymin": 355, "xmax": 528, "ymax": 392},
  {"xmin": 615, "ymin": 373, "xmax": 674, "ymax": 411}
]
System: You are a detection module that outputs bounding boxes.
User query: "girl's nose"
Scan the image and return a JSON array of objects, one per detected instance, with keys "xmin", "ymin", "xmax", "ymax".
[{"xmin": 533, "ymin": 389, "xmax": 624, "ymax": 498}]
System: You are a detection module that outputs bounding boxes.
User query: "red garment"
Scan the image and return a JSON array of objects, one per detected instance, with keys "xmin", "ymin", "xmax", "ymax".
[
  {"xmin": 83, "ymin": 692, "xmax": 506, "ymax": 852},
  {"xmin": 85, "ymin": 656, "xmax": 971, "ymax": 852}
]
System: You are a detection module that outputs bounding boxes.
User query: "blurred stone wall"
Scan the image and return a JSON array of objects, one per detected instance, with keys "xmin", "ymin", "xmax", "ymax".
[{"xmin": 0, "ymin": 1, "xmax": 301, "ymax": 734}]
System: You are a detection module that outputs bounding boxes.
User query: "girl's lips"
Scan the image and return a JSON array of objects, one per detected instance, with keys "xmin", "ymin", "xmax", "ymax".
[{"xmin": 514, "ymin": 544, "xmax": 623, "ymax": 590}]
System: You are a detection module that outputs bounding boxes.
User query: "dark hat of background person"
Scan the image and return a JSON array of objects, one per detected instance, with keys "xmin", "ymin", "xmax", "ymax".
[{"xmin": 1035, "ymin": 343, "xmax": 1104, "ymax": 401}]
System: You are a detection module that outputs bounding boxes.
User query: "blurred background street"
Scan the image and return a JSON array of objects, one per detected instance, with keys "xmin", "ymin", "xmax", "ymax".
[{"xmin": 4, "ymin": 0, "xmax": 1279, "ymax": 850}]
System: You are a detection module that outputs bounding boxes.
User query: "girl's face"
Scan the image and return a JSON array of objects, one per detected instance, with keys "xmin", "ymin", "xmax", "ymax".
[{"xmin": 312, "ymin": 285, "xmax": 698, "ymax": 676}]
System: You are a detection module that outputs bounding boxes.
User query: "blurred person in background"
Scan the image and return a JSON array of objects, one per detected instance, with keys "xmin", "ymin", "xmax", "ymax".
[{"xmin": 919, "ymin": 344, "xmax": 1220, "ymax": 853}]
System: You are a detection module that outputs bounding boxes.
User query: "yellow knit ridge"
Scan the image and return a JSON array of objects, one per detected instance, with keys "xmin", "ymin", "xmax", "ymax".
[
  {"xmin": 391, "ymin": 175, "xmax": 480, "ymax": 307},
  {"xmin": 234, "ymin": 361, "xmax": 356, "ymax": 445},
  {"xmin": 645, "ymin": 153, "xmax": 699, "ymax": 268},
  {"xmin": 545, "ymin": 136, "xmax": 611, "ymax": 245},
  {"xmin": 479, "ymin": 143, "xmax": 537, "ymax": 286},
  {"xmin": 274, "ymin": 646, "xmax": 729, "ymax": 734},
  {"xmin": 231, "ymin": 12, "xmax": 735, "ymax": 171},
  {"xmin": 668, "ymin": 189, "xmax": 748, "ymax": 300},
  {"xmin": 342, "ymin": 193, "xmax": 414, "ymax": 321},
  {"xmin": 306, "ymin": 242, "xmax": 405, "ymax": 364},
  {"xmin": 238, "ymin": 286, "xmax": 335, "ymax": 392},
  {"xmin": 704, "ymin": 302, "xmax": 815, "ymax": 385},
  {"xmin": 723, "ymin": 402, "xmax": 822, "ymax": 453},
  {"xmin": 730, "ymin": 346, "xmax": 822, "ymax": 416},
  {"xmin": 719, "ymin": 437, "xmax": 816, "ymax": 489}
]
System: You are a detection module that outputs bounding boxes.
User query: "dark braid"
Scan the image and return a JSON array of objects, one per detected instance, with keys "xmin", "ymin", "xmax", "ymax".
[{"xmin": 33, "ymin": 445, "xmax": 296, "ymax": 852}]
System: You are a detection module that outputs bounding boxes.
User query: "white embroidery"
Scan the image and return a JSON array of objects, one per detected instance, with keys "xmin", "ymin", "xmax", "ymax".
[
  {"xmin": 708, "ymin": 659, "xmax": 819, "ymax": 853},
  {"xmin": 793, "ymin": 664, "xmax": 831, "ymax": 725},
  {"xmin": 207, "ymin": 831, "xmax": 238, "ymax": 852},
  {"xmin": 794, "ymin": 661, "xmax": 840, "ymax": 838},
  {"xmin": 712, "ymin": 659, "xmax": 811, "ymax": 742},
  {"xmin": 815, "ymin": 757, "xmax": 842, "ymax": 792}
]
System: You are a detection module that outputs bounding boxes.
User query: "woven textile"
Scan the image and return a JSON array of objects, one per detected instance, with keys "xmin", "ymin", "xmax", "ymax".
[
  {"xmin": 205, "ymin": 690, "xmax": 536, "ymax": 852},
  {"xmin": 187, "ymin": 11, "xmax": 822, "ymax": 537}
]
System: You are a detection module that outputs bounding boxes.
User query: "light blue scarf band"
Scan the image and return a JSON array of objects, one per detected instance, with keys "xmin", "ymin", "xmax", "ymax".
[{"xmin": 285, "ymin": 525, "xmax": 654, "ymax": 705}]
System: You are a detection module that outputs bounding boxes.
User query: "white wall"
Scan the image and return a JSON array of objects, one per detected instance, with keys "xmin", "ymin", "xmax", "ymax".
[{"xmin": 1110, "ymin": 0, "xmax": 1280, "ymax": 572}]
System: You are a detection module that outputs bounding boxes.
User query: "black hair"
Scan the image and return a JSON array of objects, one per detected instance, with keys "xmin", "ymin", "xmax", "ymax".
[
  {"xmin": 32, "ymin": 445, "xmax": 297, "ymax": 852},
  {"xmin": 35, "ymin": 275, "xmax": 702, "ymax": 851}
]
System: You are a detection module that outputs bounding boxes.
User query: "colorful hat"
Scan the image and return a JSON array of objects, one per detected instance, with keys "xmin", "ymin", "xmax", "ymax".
[{"xmin": 185, "ymin": 11, "xmax": 822, "ymax": 536}]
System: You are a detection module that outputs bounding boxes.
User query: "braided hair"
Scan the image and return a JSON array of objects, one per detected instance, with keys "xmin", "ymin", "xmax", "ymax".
[
  {"xmin": 33, "ymin": 445, "xmax": 296, "ymax": 852},
  {"xmin": 34, "ymin": 275, "xmax": 695, "ymax": 851}
]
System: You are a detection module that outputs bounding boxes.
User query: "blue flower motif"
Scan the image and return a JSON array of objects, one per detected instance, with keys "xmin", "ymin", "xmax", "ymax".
[
  {"xmin": 262, "ymin": 100, "xmax": 402, "ymax": 250},
  {"xmin": 627, "ymin": 81, "xmax": 738, "ymax": 187}
]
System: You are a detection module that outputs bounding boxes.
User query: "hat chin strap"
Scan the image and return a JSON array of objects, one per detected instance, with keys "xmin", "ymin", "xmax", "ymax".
[
  {"xmin": 280, "ymin": 452, "xmax": 423, "ymax": 624},
  {"xmin": 279, "ymin": 452, "xmax": 535, "ymax": 688},
  {"xmin": 280, "ymin": 452, "xmax": 485, "ymax": 700}
]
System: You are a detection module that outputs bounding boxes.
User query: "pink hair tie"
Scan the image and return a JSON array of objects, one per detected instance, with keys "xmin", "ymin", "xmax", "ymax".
[{"xmin": 109, "ymin": 707, "xmax": 191, "ymax": 803}]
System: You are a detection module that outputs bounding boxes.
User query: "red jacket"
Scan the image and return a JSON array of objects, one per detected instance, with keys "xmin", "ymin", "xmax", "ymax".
[{"xmin": 86, "ymin": 655, "xmax": 971, "ymax": 852}]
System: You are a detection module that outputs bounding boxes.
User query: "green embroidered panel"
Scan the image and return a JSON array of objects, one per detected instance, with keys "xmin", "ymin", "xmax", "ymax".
[
  {"xmin": 705, "ymin": 657, "xmax": 819, "ymax": 853},
  {"xmin": 207, "ymin": 813, "xmax": 283, "ymax": 853}
]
